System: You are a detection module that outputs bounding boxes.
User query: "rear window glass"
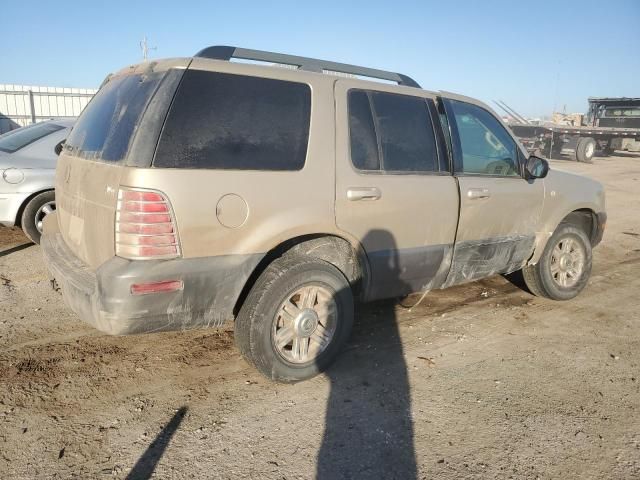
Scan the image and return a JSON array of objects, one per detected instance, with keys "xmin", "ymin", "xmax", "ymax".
[
  {"xmin": 373, "ymin": 92, "xmax": 438, "ymax": 172},
  {"xmin": 349, "ymin": 91, "xmax": 380, "ymax": 170},
  {"xmin": 64, "ymin": 72, "xmax": 163, "ymax": 162},
  {"xmin": 154, "ymin": 70, "xmax": 311, "ymax": 170},
  {"xmin": 0, "ymin": 122, "xmax": 64, "ymax": 153},
  {"xmin": 348, "ymin": 90, "xmax": 439, "ymax": 173}
]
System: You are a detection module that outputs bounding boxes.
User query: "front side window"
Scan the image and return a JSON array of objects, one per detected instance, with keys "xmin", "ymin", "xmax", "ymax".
[
  {"xmin": 154, "ymin": 70, "xmax": 311, "ymax": 170},
  {"xmin": 449, "ymin": 100, "xmax": 520, "ymax": 177},
  {"xmin": 347, "ymin": 90, "xmax": 439, "ymax": 173},
  {"xmin": 0, "ymin": 122, "xmax": 64, "ymax": 153}
]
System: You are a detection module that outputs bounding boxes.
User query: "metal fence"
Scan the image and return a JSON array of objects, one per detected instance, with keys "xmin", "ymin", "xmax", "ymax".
[{"xmin": 0, "ymin": 84, "xmax": 97, "ymax": 134}]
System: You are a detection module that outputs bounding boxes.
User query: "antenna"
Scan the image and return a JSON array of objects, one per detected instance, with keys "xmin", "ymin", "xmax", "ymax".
[
  {"xmin": 497, "ymin": 100, "xmax": 530, "ymax": 125},
  {"xmin": 493, "ymin": 100, "xmax": 518, "ymax": 122},
  {"xmin": 140, "ymin": 35, "xmax": 157, "ymax": 61}
]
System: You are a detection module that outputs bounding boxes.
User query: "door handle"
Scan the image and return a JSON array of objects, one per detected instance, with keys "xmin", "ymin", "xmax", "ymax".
[
  {"xmin": 347, "ymin": 187, "xmax": 382, "ymax": 201},
  {"xmin": 467, "ymin": 188, "xmax": 491, "ymax": 199}
]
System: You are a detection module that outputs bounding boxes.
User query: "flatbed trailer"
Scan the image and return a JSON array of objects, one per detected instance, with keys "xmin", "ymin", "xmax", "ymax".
[
  {"xmin": 509, "ymin": 122, "xmax": 640, "ymax": 163},
  {"xmin": 507, "ymin": 97, "xmax": 640, "ymax": 163}
]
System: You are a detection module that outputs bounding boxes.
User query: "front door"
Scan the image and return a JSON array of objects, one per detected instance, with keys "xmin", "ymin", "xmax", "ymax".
[
  {"xmin": 442, "ymin": 98, "xmax": 545, "ymax": 286},
  {"xmin": 334, "ymin": 80, "xmax": 459, "ymax": 300}
]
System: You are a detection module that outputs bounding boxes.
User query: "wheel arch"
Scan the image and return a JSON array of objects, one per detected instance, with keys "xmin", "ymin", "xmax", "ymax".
[
  {"xmin": 233, "ymin": 233, "xmax": 369, "ymax": 317},
  {"xmin": 529, "ymin": 207, "xmax": 598, "ymax": 264},
  {"xmin": 560, "ymin": 209, "xmax": 599, "ymax": 245},
  {"xmin": 14, "ymin": 188, "xmax": 55, "ymax": 227}
]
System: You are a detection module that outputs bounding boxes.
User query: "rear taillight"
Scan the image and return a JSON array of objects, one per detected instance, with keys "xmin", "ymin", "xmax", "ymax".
[{"xmin": 116, "ymin": 188, "xmax": 181, "ymax": 259}]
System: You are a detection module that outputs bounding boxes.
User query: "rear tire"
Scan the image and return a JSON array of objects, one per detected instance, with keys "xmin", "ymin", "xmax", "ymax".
[
  {"xmin": 235, "ymin": 255, "xmax": 354, "ymax": 383},
  {"xmin": 20, "ymin": 191, "xmax": 55, "ymax": 244},
  {"xmin": 521, "ymin": 224, "xmax": 592, "ymax": 300},
  {"xmin": 576, "ymin": 137, "xmax": 596, "ymax": 163}
]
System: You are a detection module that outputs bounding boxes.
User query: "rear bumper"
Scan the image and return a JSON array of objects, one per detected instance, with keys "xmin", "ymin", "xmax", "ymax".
[{"xmin": 41, "ymin": 228, "xmax": 262, "ymax": 335}]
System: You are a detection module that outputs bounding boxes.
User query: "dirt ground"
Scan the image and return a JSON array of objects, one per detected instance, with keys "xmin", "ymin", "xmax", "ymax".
[{"xmin": 1, "ymin": 154, "xmax": 639, "ymax": 479}]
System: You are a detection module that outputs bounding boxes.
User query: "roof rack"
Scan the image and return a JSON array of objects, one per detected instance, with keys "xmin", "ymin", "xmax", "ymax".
[{"xmin": 195, "ymin": 45, "xmax": 421, "ymax": 88}]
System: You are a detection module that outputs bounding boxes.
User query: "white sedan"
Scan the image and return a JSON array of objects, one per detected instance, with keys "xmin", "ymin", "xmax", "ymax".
[{"xmin": 0, "ymin": 119, "xmax": 74, "ymax": 243}]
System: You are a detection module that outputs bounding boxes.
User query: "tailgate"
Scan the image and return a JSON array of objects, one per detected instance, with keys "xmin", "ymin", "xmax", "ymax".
[
  {"xmin": 55, "ymin": 154, "xmax": 122, "ymax": 269},
  {"xmin": 52, "ymin": 60, "xmax": 188, "ymax": 269}
]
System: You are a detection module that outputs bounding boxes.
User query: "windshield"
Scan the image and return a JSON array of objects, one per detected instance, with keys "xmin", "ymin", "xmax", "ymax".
[
  {"xmin": 0, "ymin": 122, "xmax": 65, "ymax": 153},
  {"xmin": 604, "ymin": 108, "xmax": 640, "ymax": 117},
  {"xmin": 64, "ymin": 72, "xmax": 164, "ymax": 162}
]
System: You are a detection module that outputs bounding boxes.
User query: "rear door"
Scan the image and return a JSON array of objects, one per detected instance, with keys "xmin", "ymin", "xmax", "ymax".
[
  {"xmin": 334, "ymin": 80, "xmax": 459, "ymax": 300},
  {"xmin": 442, "ymin": 98, "xmax": 544, "ymax": 286}
]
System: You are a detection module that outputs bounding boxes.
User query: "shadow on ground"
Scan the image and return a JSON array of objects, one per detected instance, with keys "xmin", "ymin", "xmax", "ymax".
[
  {"xmin": 126, "ymin": 406, "xmax": 188, "ymax": 480},
  {"xmin": 0, "ymin": 243, "xmax": 33, "ymax": 258},
  {"xmin": 609, "ymin": 151, "xmax": 640, "ymax": 158},
  {"xmin": 317, "ymin": 230, "xmax": 417, "ymax": 479},
  {"xmin": 317, "ymin": 298, "xmax": 418, "ymax": 479}
]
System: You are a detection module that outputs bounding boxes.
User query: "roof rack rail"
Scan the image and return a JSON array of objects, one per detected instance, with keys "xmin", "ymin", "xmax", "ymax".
[{"xmin": 194, "ymin": 45, "xmax": 421, "ymax": 88}]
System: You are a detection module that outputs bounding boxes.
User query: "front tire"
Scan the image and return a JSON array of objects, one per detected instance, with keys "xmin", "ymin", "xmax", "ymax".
[
  {"xmin": 235, "ymin": 255, "xmax": 354, "ymax": 383},
  {"xmin": 20, "ymin": 191, "xmax": 56, "ymax": 244},
  {"xmin": 522, "ymin": 224, "xmax": 592, "ymax": 300}
]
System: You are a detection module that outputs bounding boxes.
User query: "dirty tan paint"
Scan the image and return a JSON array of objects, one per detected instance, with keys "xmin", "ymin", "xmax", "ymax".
[
  {"xmin": 55, "ymin": 155, "xmax": 122, "ymax": 269},
  {"xmin": 52, "ymin": 54, "xmax": 605, "ymax": 277},
  {"xmin": 333, "ymin": 78, "xmax": 459, "ymax": 250},
  {"xmin": 529, "ymin": 168, "xmax": 605, "ymax": 264},
  {"xmin": 455, "ymin": 175, "xmax": 544, "ymax": 243}
]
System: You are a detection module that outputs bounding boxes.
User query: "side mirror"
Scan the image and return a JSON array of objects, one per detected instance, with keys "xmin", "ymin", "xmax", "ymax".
[
  {"xmin": 525, "ymin": 155, "xmax": 549, "ymax": 179},
  {"xmin": 54, "ymin": 139, "xmax": 65, "ymax": 156}
]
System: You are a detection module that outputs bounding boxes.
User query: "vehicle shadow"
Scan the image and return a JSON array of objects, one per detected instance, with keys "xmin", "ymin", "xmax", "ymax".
[
  {"xmin": 503, "ymin": 269, "xmax": 530, "ymax": 293},
  {"xmin": 0, "ymin": 243, "xmax": 33, "ymax": 258},
  {"xmin": 125, "ymin": 406, "xmax": 188, "ymax": 480},
  {"xmin": 609, "ymin": 150, "xmax": 640, "ymax": 158},
  {"xmin": 316, "ymin": 230, "xmax": 417, "ymax": 479}
]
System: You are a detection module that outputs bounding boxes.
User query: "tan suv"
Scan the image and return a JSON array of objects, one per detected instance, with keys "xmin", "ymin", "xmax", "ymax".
[{"xmin": 42, "ymin": 46, "xmax": 606, "ymax": 382}]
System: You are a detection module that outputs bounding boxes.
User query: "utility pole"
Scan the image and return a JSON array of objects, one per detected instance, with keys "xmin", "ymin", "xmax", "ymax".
[{"xmin": 140, "ymin": 35, "xmax": 157, "ymax": 61}]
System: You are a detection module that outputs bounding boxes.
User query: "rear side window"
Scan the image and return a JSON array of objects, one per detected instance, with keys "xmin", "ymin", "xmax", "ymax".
[
  {"xmin": 154, "ymin": 70, "xmax": 311, "ymax": 170},
  {"xmin": 0, "ymin": 122, "xmax": 64, "ymax": 153},
  {"xmin": 349, "ymin": 91, "xmax": 380, "ymax": 170},
  {"xmin": 347, "ymin": 90, "xmax": 439, "ymax": 173},
  {"xmin": 64, "ymin": 72, "xmax": 164, "ymax": 162}
]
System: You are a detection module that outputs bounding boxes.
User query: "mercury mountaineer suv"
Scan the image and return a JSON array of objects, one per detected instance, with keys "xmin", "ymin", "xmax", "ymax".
[{"xmin": 42, "ymin": 46, "xmax": 606, "ymax": 382}]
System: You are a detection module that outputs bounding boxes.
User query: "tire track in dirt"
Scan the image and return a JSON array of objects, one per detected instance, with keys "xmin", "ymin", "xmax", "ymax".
[{"xmin": 0, "ymin": 330, "xmax": 236, "ymax": 391}]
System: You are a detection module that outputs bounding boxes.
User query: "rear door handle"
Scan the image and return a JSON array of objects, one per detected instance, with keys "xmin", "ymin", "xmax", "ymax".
[
  {"xmin": 347, "ymin": 187, "xmax": 382, "ymax": 201},
  {"xmin": 467, "ymin": 188, "xmax": 491, "ymax": 199}
]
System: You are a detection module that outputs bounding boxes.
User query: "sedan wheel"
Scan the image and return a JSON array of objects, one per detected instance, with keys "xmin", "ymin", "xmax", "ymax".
[
  {"xmin": 35, "ymin": 201, "xmax": 56, "ymax": 234},
  {"xmin": 20, "ymin": 190, "xmax": 56, "ymax": 244}
]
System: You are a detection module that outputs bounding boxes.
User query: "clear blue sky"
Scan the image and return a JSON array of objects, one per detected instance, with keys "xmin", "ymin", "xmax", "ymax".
[{"xmin": 1, "ymin": 0, "xmax": 638, "ymax": 117}]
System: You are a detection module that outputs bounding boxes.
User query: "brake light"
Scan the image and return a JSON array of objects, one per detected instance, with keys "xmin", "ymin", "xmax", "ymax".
[{"xmin": 116, "ymin": 188, "xmax": 181, "ymax": 259}]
